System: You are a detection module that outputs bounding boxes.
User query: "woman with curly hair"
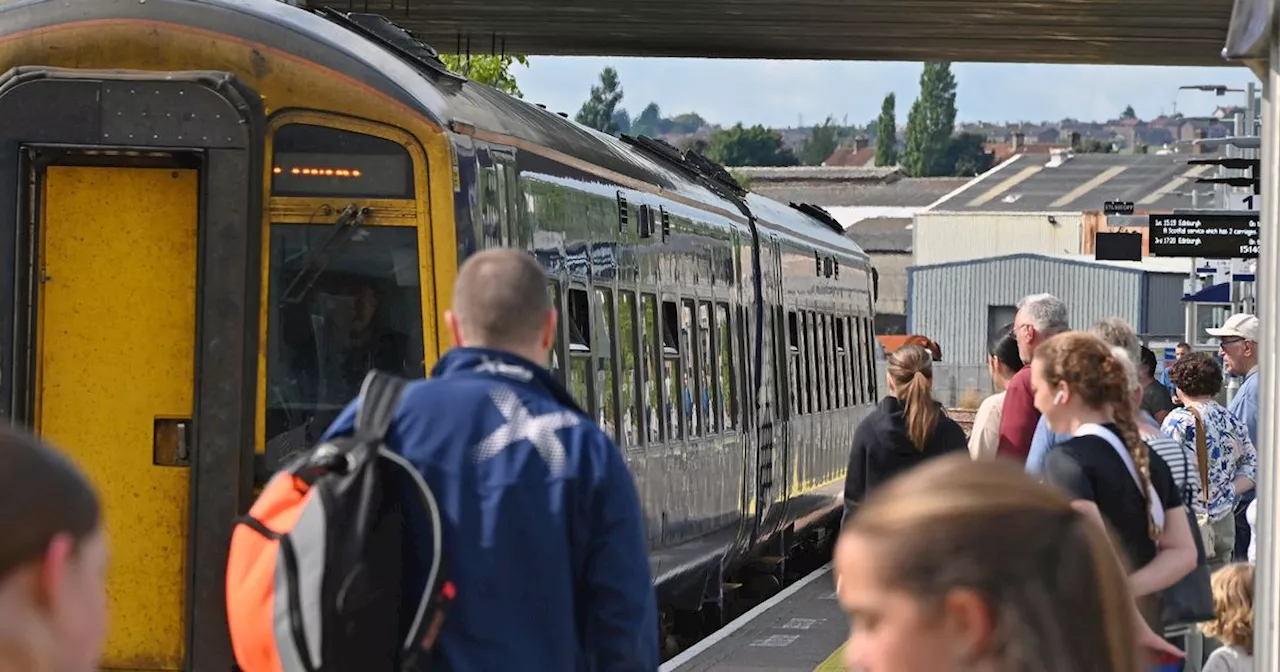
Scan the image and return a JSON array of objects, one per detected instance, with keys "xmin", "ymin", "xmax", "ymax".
[
  {"xmin": 1200, "ymin": 563, "xmax": 1254, "ymax": 671},
  {"xmin": 1161, "ymin": 352, "xmax": 1258, "ymax": 571},
  {"xmin": 1032, "ymin": 331, "xmax": 1197, "ymax": 658}
]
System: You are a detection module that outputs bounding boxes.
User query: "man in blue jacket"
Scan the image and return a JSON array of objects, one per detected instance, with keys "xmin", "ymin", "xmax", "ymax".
[{"xmin": 321, "ymin": 248, "xmax": 659, "ymax": 671}]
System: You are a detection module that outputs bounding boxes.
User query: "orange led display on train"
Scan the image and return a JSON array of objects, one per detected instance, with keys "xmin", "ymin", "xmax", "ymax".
[{"xmin": 272, "ymin": 166, "xmax": 363, "ymax": 177}]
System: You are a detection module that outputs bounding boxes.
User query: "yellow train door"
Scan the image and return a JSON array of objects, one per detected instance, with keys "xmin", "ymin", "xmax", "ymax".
[{"xmin": 36, "ymin": 166, "xmax": 198, "ymax": 670}]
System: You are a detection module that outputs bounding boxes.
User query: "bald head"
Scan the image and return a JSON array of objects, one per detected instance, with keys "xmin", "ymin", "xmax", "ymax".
[{"xmin": 448, "ymin": 249, "xmax": 555, "ymax": 357}]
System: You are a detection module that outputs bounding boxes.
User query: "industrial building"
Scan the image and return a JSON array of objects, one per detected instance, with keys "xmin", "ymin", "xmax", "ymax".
[
  {"xmin": 914, "ymin": 150, "xmax": 1225, "ymax": 266},
  {"xmin": 908, "ymin": 253, "xmax": 1191, "ymax": 365},
  {"xmin": 739, "ymin": 166, "xmax": 969, "ymax": 334}
]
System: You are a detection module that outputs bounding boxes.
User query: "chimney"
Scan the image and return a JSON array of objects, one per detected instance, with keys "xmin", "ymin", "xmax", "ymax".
[
  {"xmin": 1193, "ymin": 128, "xmax": 1206, "ymax": 155},
  {"xmin": 1070, "ymin": 131, "xmax": 1081, "ymax": 149},
  {"xmin": 1011, "ymin": 131, "xmax": 1025, "ymax": 152},
  {"xmin": 854, "ymin": 135, "xmax": 869, "ymax": 151}
]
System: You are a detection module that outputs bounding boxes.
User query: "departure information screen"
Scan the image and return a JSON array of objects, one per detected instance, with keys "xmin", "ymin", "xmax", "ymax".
[{"xmin": 271, "ymin": 152, "xmax": 412, "ymax": 198}]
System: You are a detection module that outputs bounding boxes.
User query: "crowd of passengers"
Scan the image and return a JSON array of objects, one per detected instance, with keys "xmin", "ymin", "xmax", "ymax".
[
  {"xmin": 0, "ymin": 254, "xmax": 1266, "ymax": 672},
  {"xmin": 841, "ymin": 292, "xmax": 1259, "ymax": 672}
]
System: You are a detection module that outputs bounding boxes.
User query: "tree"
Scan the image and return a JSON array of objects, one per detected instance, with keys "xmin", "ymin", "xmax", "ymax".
[
  {"xmin": 902, "ymin": 62, "xmax": 958, "ymax": 177},
  {"xmin": 575, "ymin": 67, "xmax": 625, "ymax": 134},
  {"xmin": 612, "ymin": 109, "xmax": 632, "ymax": 135},
  {"xmin": 632, "ymin": 103, "xmax": 663, "ymax": 137},
  {"xmin": 1073, "ymin": 137, "xmax": 1114, "ymax": 153},
  {"xmin": 875, "ymin": 93, "xmax": 898, "ymax": 167},
  {"xmin": 800, "ymin": 117, "xmax": 841, "ymax": 165},
  {"xmin": 438, "ymin": 54, "xmax": 529, "ymax": 98},
  {"xmin": 945, "ymin": 133, "xmax": 994, "ymax": 176},
  {"xmin": 705, "ymin": 124, "xmax": 798, "ymax": 167},
  {"xmin": 1121, "ymin": 105, "xmax": 1137, "ymax": 119}
]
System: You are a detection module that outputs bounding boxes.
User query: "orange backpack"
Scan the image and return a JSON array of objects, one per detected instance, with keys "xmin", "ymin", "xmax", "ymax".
[{"xmin": 226, "ymin": 371, "xmax": 453, "ymax": 671}]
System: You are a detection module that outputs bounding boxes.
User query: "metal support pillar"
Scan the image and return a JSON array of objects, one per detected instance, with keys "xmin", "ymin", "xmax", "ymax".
[{"xmin": 1254, "ymin": 22, "xmax": 1279, "ymax": 672}]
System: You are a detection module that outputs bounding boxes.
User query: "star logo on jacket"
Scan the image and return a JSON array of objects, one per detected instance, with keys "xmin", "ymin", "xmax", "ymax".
[{"xmin": 473, "ymin": 386, "xmax": 580, "ymax": 477}]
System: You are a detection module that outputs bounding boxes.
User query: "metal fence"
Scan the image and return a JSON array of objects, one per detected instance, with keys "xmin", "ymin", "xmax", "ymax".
[{"xmin": 874, "ymin": 361, "xmax": 998, "ymax": 410}]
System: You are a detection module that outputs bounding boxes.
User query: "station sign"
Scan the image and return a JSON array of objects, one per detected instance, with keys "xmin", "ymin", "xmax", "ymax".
[
  {"xmin": 1103, "ymin": 201, "xmax": 1135, "ymax": 215},
  {"xmin": 1149, "ymin": 212, "xmax": 1259, "ymax": 260}
]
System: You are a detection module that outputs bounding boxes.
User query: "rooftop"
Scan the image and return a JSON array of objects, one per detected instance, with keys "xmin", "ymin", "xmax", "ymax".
[
  {"xmin": 929, "ymin": 152, "xmax": 1228, "ymax": 213},
  {"xmin": 743, "ymin": 167, "xmax": 971, "ymax": 208},
  {"xmin": 844, "ymin": 217, "xmax": 913, "ymax": 254},
  {"xmin": 911, "ymin": 252, "xmax": 1193, "ymax": 275}
]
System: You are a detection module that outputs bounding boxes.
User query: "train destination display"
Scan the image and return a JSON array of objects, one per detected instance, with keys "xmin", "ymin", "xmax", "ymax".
[{"xmin": 1149, "ymin": 213, "xmax": 1259, "ymax": 259}]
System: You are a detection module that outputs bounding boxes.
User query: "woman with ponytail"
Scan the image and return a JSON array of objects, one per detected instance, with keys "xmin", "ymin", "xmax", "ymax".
[
  {"xmin": 1033, "ymin": 332, "xmax": 1197, "ymax": 662},
  {"xmin": 842, "ymin": 344, "xmax": 967, "ymax": 523}
]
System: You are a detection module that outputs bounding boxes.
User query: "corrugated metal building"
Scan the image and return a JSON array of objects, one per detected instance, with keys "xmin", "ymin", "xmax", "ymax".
[
  {"xmin": 914, "ymin": 151, "xmax": 1226, "ymax": 266},
  {"xmin": 908, "ymin": 253, "xmax": 1189, "ymax": 365}
]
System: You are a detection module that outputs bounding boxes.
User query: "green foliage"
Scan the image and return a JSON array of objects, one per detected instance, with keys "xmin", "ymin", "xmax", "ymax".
[
  {"xmin": 629, "ymin": 103, "xmax": 707, "ymax": 138},
  {"xmin": 575, "ymin": 67, "xmax": 625, "ymax": 134},
  {"xmin": 612, "ymin": 109, "xmax": 632, "ymax": 134},
  {"xmin": 1121, "ymin": 105, "xmax": 1137, "ymax": 119},
  {"xmin": 875, "ymin": 93, "xmax": 898, "ymax": 167},
  {"xmin": 902, "ymin": 62, "xmax": 958, "ymax": 177},
  {"xmin": 1073, "ymin": 136, "xmax": 1114, "ymax": 153},
  {"xmin": 438, "ymin": 54, "xmax": 529, "ymax": 97},
  {"xmin": 799, "ymin": 117, "xmax": 841, "ymax": 166},
  {"xmin": 946, "ymin": 132, "xmax": 994, "ymax": 176},
  {"xmin": 705, "ymin": 124, "xmax": 798, "ymax": 167}
]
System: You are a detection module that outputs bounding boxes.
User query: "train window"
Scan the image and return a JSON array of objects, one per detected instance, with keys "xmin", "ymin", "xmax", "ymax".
[
  {"xmin": 619, "ymin": 291, "xmax": 639, "ymax": 447},
  {"xmin": 595, "ymin": 289, "xmax": 618, "ymax": 444},
  {"xmin": 716, "ymin": 303, "xmax": 736, "ymax": 431},
  {"xmin": 271, "ymin": 124, "xmax": 413, "ymax": 199},
  {"xmin": 662, "ymin": 300, "xmax": 682, "ymax": 439},
  {"xmin": 567, "ymin": 288, "xmax": 591, "ymax": 412},
  {"xmin": 827, "ymin": 315, "xmax": 839, "ymax": 408},
  {"xmin": 852, "ymin": 316, "xmax": 865, "ymax": 405},
  {"xmin": 680, "ymin": 299, "xmax": 700, "ymax": 437},
  {"xmin": 641, "ymin": 294, "xmax": 662, "ymax": 443},
  {"xmin": 836, "ymin": 317, "xmax": 849, "ymax": 408},
  {"xmin": 264, "ymin": 224, "xmax": 425, "ymax": 455},
  {"xmin": 817, "ymin": 314, "xmax": 829, "ymax": 412},
  {"xmin": 786, "ymin": 310, "xmax": 800, "ymax": 416},
  {"xmin": 479, "ymin": 166, "xmax": 501, "ymax": 247},
  {"xmin": 801, "ymin": 313, "xmax": 814, "ymax": 415},
  {"xmin": 548, "ymin": 282, "xmax": 565, "ymax": 384},
  {"xmin": 736, "ymin": 305, "xmax": 751, "ymax": 426},
  {"xmin": 863, "ymin": 317, "xmax": 876, "ymax": 402},
  {"xmin": 773, "ymin": 305, "xmax": 787, "ymax": 422},
  {"xmin": 697, "ymin": 301, "xmax": 714, "ymax": 434}
]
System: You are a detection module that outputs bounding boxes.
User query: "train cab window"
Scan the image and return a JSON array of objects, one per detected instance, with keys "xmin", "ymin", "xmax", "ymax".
[
  {"xmin": 715, "ymin": 303, "xmax": 736, "ymax": 432},
  {"xmin": 567, "ymin": 288, "xmax": 592, "ymax": 413},
  {"xmin": 680, "ymin": 299, "xmax": 700, "ymax": 438},
  {"xmin": 271, "ymin": 124, "xmax": 413, "ymax": 199},
  {"xmin": 618, "ymin": 291, "xmax": 640, "ymax": 447},
  {"xmin": 641, "ymin": 294, "xmax": 661, "ymax": 443},
  {"xmin": 594, "ymin": 289, "xmax": 618, "ymax": 443},
  {"xmin": 662, "ymin": 300, "xmax": 682, "ymax": 439},
  {"xmin": 264, "ymin": 225, "xmax": 425, "ymax": 453}
]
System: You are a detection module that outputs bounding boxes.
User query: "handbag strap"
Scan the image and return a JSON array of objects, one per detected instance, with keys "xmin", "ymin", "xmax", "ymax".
[
  {"xmin": 1075, "ymin": 423, "xmax": 1166, "ymax": 532},
  {"xmin": 1186, "ymin": 405, "xmax": 1210, "ymax": 506}
]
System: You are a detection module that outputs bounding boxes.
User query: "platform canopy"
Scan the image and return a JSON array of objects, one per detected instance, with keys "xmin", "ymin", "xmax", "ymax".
[{"xmin": 312, "ymin": 0, "xmax": 1237, "ymax": 66}]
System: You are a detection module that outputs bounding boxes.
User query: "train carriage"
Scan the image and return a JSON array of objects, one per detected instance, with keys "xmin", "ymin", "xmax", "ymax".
[{"xmin": 0, "ymin": 1, "xmax": 879, "ymax": 669}]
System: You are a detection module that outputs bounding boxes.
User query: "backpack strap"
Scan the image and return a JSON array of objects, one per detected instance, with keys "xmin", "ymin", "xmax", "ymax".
[{"xmin": 356, "ymin": 370, "xmax": 409, "ymax": 442}]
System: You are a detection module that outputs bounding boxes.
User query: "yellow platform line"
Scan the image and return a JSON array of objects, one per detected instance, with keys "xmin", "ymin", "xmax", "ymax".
[{"xmin": 814, "ymin": 644, "xmax": 846, "ymax": 671}]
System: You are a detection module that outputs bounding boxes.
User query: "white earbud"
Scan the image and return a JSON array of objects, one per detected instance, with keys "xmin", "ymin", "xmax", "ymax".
[{"xmin": 1053, "ymin": 391, "xmax": 1065, "ymax": 406}]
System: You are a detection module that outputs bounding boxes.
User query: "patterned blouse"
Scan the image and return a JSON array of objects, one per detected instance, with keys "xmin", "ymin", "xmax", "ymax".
[{"xmin": 1160, "ymin": 400, "xmax": 1258, "ymax": 520}]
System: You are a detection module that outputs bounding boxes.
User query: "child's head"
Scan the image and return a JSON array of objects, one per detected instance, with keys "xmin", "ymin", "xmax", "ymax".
[{"xmin": 1201, "ymin": 563, "xmax": 1254, "ymax": 651}]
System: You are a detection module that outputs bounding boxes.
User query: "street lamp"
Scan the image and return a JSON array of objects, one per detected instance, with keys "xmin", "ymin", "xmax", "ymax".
[{"xmin": 1179, "ymin": 84, "xmax": 1248, "ymax": 96}]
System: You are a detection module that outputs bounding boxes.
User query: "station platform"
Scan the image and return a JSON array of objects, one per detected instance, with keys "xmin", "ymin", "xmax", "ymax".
[{"xmin": 660, "ymin": 563, "xmax": 846, "ymax": 672}]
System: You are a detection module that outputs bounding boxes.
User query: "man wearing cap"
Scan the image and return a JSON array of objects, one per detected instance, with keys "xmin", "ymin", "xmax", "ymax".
[{"xmin": 1207, "ymin": 312, "xmax": 1260, "ymax": 560}]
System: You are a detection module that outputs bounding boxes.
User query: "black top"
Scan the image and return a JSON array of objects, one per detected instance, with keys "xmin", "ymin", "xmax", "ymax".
[
  {"xmin": 1140, "ymin": 379, "xmax": 1177, "ymax": 420},
  {"xmin": 843, "ymin": 396, "xmax": 968, "ymax": 521},
  {"xmin": 1044, "ymin": 423, "xmax": 1183, "ymax": 571}
]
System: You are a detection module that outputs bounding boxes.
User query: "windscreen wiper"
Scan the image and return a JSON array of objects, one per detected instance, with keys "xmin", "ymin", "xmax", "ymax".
[{"xmin": 280, "ymin": 204, "xmax": 370, "ymax": 304}]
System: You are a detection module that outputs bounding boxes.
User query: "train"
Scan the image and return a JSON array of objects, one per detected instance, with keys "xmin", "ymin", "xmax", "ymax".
[{"xmin": 0, "ymin": 0, "xmax": 880, "ymax": 668}]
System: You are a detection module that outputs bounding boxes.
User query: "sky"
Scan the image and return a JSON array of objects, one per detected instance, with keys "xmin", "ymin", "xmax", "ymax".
[{"xmin": 516, "ymin": 57, "xmax": 1262, "ymax": 128}]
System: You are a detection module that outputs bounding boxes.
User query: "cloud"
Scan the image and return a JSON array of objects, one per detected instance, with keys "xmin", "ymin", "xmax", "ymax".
[{"xmin": 517, "ymin": 57, "xmax": 1261, "ymax": 128}]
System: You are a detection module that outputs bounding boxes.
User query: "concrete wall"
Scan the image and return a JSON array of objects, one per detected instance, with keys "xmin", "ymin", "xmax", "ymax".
[
  {"xmin": 914, "ymin": 211, "xmax": 1084, "ymax": 265},
  {"xmin": 870, "ymin": 251, "xmax": 909, "ymax": 317}
]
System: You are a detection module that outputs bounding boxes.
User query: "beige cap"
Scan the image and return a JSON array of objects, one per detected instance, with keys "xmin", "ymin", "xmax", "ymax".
[{"xmin": 1206, "ymin": 313, "xmax": 1259, "ymax": 342}]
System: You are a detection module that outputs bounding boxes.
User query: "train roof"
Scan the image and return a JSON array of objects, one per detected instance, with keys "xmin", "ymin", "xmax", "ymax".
[{"xmin": 3, "ymin": 0, "xmax": 868, "ymax": 260}]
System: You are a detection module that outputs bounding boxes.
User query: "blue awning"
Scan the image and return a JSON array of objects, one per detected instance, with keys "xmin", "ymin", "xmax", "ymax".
[{"xmin": 1182, "ymin": 282, "xmax": 1231, "ymax": 303}]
